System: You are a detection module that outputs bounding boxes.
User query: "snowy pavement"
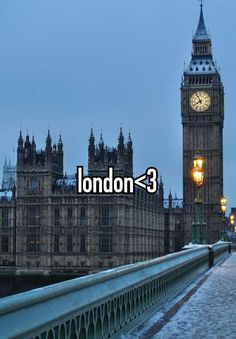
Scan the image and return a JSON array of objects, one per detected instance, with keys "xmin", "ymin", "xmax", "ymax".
[{"xmin": 127, "ymin": 253, "xmax": 236, "ymax": 339}]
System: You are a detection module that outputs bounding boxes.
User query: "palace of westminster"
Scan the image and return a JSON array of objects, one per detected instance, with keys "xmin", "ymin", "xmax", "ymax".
[{"xmin": 0, "ymin": 5, "xmax": 226, "ymax": 274}]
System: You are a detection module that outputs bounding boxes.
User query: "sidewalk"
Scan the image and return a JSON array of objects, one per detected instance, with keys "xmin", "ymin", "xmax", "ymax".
[
  {"xmin": 128, "ymin": 253, "xmax": 236, "ymax": 339},
  {"xmin": 154, "ymin": 252, "xmax": 236, "ymax": 338}
]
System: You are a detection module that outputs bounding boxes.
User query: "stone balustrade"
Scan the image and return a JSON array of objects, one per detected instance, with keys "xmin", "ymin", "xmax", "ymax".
[{"xmin": 0, "ymin": 242, "xmax": 230, "ymax": 339}]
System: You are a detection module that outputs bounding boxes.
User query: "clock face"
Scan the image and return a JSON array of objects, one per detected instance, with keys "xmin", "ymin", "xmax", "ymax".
[{"xmin": 190, "ymin": 91, "xmax": 211, "ymax": 112}]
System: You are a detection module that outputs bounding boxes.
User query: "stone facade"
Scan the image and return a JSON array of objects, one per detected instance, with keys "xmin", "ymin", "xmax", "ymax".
[{"xmin": 0, "ymin": 129, "xmax": 184, "ymax": 274}]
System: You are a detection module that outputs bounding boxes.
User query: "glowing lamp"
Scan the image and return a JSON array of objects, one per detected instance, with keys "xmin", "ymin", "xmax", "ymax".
[
  {"xmin": 220, "ymin": 197, "xmax": 227, "ymax": 213},
  {"xmin": 230, "ymin": 214, "xmax": 235, "ymax": 225},
  {"xmin": 192, "ymin": 154, "xmax": 204, "ymax": 187}
]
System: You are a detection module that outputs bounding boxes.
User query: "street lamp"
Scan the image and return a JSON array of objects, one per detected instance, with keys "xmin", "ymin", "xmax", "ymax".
[
  {"xmin": 220, "ymin": 197, "xmax": 227, "ymax": 216},
  {"xmin": 220, "ymin": 196, "xmax": 227, "ymax": 240},
  {"xmin": 192, "ymin": 154, "xmax": 204, "ymax": 188},
  {"xmin": 229, "ymin": 214, "xmax": 235, "ymax": 240},
  {"xmin": 229, "ymin": 213, "xmax": 235, "ymax": 226},
  {"xmin": 191, "ymin": 153, "xmax": 205, "ymax": 244}
]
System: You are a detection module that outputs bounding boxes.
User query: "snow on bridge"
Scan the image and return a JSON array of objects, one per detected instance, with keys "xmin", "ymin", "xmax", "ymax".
[{"xmin": 127, "ymin": 252, "xmax": 236, "ymax": 338}]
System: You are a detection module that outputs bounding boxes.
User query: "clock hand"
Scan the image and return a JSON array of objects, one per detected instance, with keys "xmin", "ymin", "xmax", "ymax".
[
  {"xmin": 196, "ymin": 94, "xmax": 204, "ymax": 104},
  {"xmin": 195, "ymin": 99, "xmax": 202, "ymax": 105}
]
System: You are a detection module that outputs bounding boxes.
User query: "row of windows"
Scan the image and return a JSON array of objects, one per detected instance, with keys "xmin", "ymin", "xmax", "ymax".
[
  {"xmin": 2, "ymin": 204, "xmax": 158, "ymax": 228},
  {"xmin": 22, "ymin": 206, "xmax": 113, "ymax": 226},
  {"xmin": 55, "ymin": 206, "xmax": 113, "ymax": 226},
  {"xmin": 18, "ymin": 235, "xmax": 112, "ymax": 253},
  {"xmin": 0, "ymin": 234, "xmax": 113, "ymax": 253},
  {"xmin": 194, "ymin": 45, "xmax": 209, "ymax": 54},
  {"xmin": 54, "ymin": 234, "xmax": 112, "ymax": 253},
  {"xmin": 189, "ymin": 76, "xmax": 212, "ymax": 85},
  {"xmin": 54, "ymin": 235, "xmax": 86, "ymax": 253}
]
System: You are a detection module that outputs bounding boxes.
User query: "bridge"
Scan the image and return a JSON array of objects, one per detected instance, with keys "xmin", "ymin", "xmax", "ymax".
[{"xmin": 0, "ymin": 242, "xmax": 232, "ymax": 338}]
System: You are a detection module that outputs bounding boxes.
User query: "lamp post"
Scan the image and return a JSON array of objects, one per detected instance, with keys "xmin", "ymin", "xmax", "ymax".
[
  {"xmin": 229, "ymin": 214, "xmax": 235, "ymax": 226},
  {"xmin": 191, "ymin": 153, "xmax": 205, "ymax": 244},
  {"xmin": 229, "ymin": 214, "xmax": 235, "ymax": 240},
  {"xmin": 220, "ymin": 196, "xmax": 227, "ymax": 241}
]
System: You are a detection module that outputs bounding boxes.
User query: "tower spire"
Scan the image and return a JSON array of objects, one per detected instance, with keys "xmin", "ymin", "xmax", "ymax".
[
  {"xmin": 118, "ymin": 127, "xmax": 124, "ymax": 145},
  {"xmin": 89, "ymin": 128, "xmax": 95, "ymax": 144},
  {"xmin": 194, "ymin": 1, "xmax": 209, "ymax": 41},
  {"xmin": 99, "ymin": 132, "xmax": 104, "ymax": 148},
  {"xmin": 58, "ymin": 133, "xmax": 63, "ymax": 151}
]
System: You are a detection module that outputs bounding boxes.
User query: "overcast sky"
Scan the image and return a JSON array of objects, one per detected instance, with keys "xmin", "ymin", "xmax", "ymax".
[{"xmin": 0, "ymin": 0, "xmax": 235, "ymax": 212}]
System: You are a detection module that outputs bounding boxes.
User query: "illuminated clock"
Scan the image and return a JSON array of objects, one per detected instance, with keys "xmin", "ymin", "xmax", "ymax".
[{"xmin": 190, "ymin": 91, "xmax": 211, "ymax": 112}]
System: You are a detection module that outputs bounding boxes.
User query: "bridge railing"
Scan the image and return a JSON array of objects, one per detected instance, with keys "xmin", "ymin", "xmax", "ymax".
[
  {"xmin": 0, "ymin": 242, "xmax": 230, "ymax": 339},
  {"xmin": 231, "ymin": 242, "xmax": 236, "ymax": 251}
]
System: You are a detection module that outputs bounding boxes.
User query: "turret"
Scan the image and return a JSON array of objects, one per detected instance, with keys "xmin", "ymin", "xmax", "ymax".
[
  {"xmin": 158, "ymin": 175, "xmax": 164, "ymax": 207},
  {"xmin": 45, "ymin": 130, "xmax": 52, "ymax": 164},
  {"xmin": 118, "ymin": 127, "xmax": 124, "ymax": 159},
  {"xmin": 168, "ymin": 190, "xmax": 173, "ymax": 209},
  {"xmin": 98, "ymin": 133, "xmax": 105, "ymax": 164},
  {"xmin": 127, "ymin": 132, "xmax": 133, "ymax": 175},
  {"xmin": 31, "ymin": 136, "xmax": 36, "ymax": 165},
  {"xmin": 88, "ymin": 127, "xmax": 133, "ymax": 177},
  {"xmin": 88, "ymin": 129, "xmax": 95, "ymax": 165},
  {"xmin": 24, "ymin": 133, "xmax": 31, "ymax": 160},
  {"xmin": 57, "ymin": 133, "xmax": 63, "ymax": 152},
  {"xmin": 3, "ymin": 156, "xmax": 7, "ymax": 169},
  {"xmin": 17, "ymin": 131, "xmax": 24, "ymax": 167},
  {"xmin": 57, "ymin": 134, "xmax": 63, "ymax": 176},
  {"xmin": 17, "ymin": 131, "xmax": 23, "ymax": 149}
]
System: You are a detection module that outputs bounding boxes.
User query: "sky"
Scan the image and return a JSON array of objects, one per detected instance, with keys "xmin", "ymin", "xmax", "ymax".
[{"xmin": 0, "ymin": 0, "xmax": 235, "ymax": 212}]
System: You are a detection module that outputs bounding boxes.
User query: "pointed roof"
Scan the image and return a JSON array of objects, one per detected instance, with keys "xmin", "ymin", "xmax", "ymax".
[
  {"xmin": 159, "ymin": 175, "xmax": 163, "ymax": 186},
  {"xmin": 57, "ymin": 133, "xmax": 63, "ymax": 151},
  {"xmin": 47, "ymin": 129, "xmax": 51, "ymax": 139},
  {"xmin": 58, "ymin": 133, "xmax": 63, "ymax": 144},
  {"xmin": 99, "ymin": 132, "xmax": 104, "ymax": 148},
  {"xmin": 127, "ymin": 131, "xmax": 132, "ymax": 146},
  {"xmin": 3, "ymin": 156, "xmax": 7, "ymax": 168},
  {"xmin": 118, "ymin": 127, "xmax": 124, "ymax": 144},
  {"xmin": 89, "ymin": 128, "xmax": 95, "ymax": 143},
  {"xmin": 193, "ymin": 3, "xmax": 210, "ymax": 41},
  {"xmin": 32, "ymin": 135, "xmax": 36, "ymax": 146},
  {"xmin": 46, "ymin": 129, "xmax": 52, "ymax": 146},
  {"xmin": 18, "ymin": 130, "xmax": 23, "ymax": 144}
]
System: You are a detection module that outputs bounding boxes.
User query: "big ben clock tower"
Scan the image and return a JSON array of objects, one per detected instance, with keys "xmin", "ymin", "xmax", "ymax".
[{"xmin": 181, "ymin": 3, "xmax": 224, "ymax": 243}]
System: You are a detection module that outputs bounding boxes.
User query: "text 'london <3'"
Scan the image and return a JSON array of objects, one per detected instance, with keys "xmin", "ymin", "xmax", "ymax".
[{"xmin": 76, "ymin": 166, "xmax": 158, "ymax": 194}]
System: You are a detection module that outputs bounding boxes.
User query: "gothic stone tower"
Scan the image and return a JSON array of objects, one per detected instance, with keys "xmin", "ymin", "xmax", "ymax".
[
  {"xmin": 16, "ymin": 131, "xmax": 64, "ymax": 267},
  {"xmin": 181, "ymin": 4, "xmax": 224, "ymax": 243},
  {"xmin": 88, "ymin": 128, "xmax": 133, "ymax": 177}
]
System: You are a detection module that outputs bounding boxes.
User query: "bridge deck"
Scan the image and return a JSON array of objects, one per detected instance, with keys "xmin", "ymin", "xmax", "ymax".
[{"xmin": 127, "ymin": 252, "xmax": 236, "ymax": 338}]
